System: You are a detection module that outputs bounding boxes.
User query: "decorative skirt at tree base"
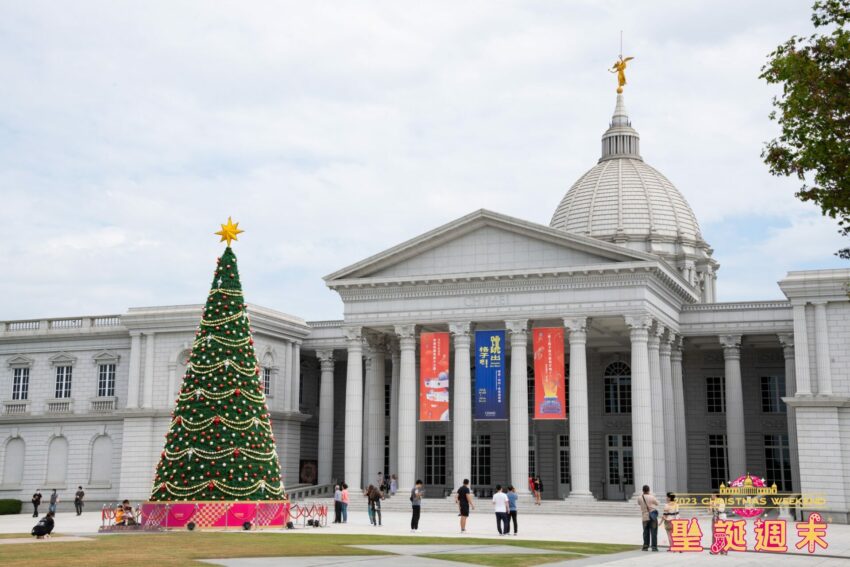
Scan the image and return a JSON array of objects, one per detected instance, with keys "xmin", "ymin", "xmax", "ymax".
[{"xmin": 140, "ymin": 501, "xmax": 291, "ymax": 530}]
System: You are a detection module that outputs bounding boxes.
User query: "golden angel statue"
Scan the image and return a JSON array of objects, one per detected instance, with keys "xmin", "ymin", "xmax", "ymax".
[{"xmin": 610, "ymin": 56, "xmax": 634, "ymax": 93}]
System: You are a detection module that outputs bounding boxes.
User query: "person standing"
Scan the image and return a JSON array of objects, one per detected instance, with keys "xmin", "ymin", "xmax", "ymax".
[
  {"xmin": 492, "ymin": 484, "xmax": 510, "ymax": 535},
  {"xmin": 533, "ymin": 476, "xmax": 543, "ymax": 505},
  {"xmin": 410, "ymin": 479, "xmax": 424, "ymax": 532},
  {"xmin": 341, "ymin": 483, "xmax": 349, "ymax": 523},
  {"xmin": 74, "ymin": 486, "xmax": 85, "ymax": 516},
  {"xmin": 455, "ymin": 478, "xmax": 474, "ymax": 533},
  {"xmin": 390, "ymin": 474, "xmax": 398, "ymax": 496},
  {"xmin": 365, "ymin": 485, "xmax": 377, "ymax": 525},
  {"xmin": 370, "ymin": 485, "xmax": 383, "ymax": 527},
  {"xmin": 507, "ymin": 485, "xmax": 518, "ymax": 535},
  {"xmin": 333, "ymin": 484, "xmax": 342, "ymax": 523},
  {"xmin": 662, "ymin": 492, "xmax": 680, "ymax": 552},
  {"xmin": 376, "ymin": 472, "xmax": 384, "ymax": 492},
  {"xmin": 638, "ymin": 485, "xmax": 659, "ymax": 552},
  {"xmin": 48, "ymin": 489, "xmax": 59, "ymax": 514},
  {"xmin": 31, "ymin": 490, "xmax": 42, "ymax": 517},
  {"xmin": 528, "ymin": 476, "xmax": 536, "ymax": 502}
]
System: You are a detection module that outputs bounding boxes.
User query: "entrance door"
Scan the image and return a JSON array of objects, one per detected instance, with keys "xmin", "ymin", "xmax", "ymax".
[
  {"xmin": 557, "ymin": 434, "xmax": 571, "ymax": 498},
  {"xmin": 606, "ymin": 434, "xmax": 633, "ymax": 500}
]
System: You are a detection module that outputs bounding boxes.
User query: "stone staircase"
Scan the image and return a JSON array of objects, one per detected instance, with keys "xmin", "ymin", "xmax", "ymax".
[{"xmin": 317, "ymin": 496, "xmax": 644, "ymax": 517}]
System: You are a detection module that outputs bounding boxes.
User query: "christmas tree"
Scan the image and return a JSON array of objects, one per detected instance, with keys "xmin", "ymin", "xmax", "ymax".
[{"xmin": 149, "ymin": 218, "xmax": 285, "ymax": 501}]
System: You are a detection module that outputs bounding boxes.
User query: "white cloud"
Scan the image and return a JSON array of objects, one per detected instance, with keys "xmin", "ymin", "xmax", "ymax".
[{"xmin": 0, "ymin": 0, "xmax": 844, "ymax": 321}]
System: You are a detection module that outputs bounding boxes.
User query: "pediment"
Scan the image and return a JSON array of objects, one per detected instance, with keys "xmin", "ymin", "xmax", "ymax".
[
  {"xmin": 92, "ymin": 350, "xmax": 120, "ymax": 364},
  {"xmin": 7, "ymin": 354, "xmax": 34, "ymax": 367},
  {"xmin": 48, "ymin": 352, "xmax": 77, "ymax": 366},
  {"xmin": 325, "ymin": 209, "xmax": 656, "ymax": 283}
]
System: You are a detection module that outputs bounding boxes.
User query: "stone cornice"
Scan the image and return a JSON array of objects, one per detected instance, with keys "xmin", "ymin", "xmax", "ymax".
[
  {"xmin": 331, "ymin": 262, "xmax": 699, "ymax": 304},
  {"xmin": 682, "ymin": 301, "xmax": 791, "ymax": 312},
  {"xmin": 783, "ymin": 394, "xmax": 850, "ymax": 408},
  {"xmin": 778, "ymin": 268, "xmax": 850, "ymax": 302}
]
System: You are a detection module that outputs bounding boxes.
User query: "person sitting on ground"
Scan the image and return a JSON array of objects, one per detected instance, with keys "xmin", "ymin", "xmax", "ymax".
[{"xmin": 31, "ymin": 512, "xmax": 55, "ymax": 539}]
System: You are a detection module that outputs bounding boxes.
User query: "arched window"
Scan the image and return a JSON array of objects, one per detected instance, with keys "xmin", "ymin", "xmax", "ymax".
[
  {"xmin": 46, "ymin": 437, "xmax": 68, "ymax": 485},
  {"xmin": 603, "ymin": 362, "xmax": 631, "ymax": 414},
  {"xmin": 2, "ymin": 438, "xmax": 25, "ymax": 487},
  {"xmin": 89, "ymin": 436, "xmax": 113, "ymax": 486}
]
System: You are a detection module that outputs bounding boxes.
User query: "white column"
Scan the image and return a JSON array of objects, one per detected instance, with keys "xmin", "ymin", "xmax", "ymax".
[
  {"xmin": 389, "ymin": 342, "xmax": 401, "ymax": 478},
  {"xmin": 291, "ymin": 342, "xmax": 301, "ymax": 412},
  {"xmin": 564, "ymin": 317, "xmax": 592, "ymax": 498},
  {"xmin": 778, "ymin": 334, "xmax": 800, "ymax": 492},
  {"xmin": 365, "ymin": 336, "xmax": 386, "ymax": 484},
  {"xmin": 648, "ymin": 325, "xmax": 666, "ymax": 493},
  {"xmin": 813, "ymin": 301, "xmax": 833, "ymax": 395},
  {"xmin": 791, "ymin": 304, "xmax": 812, "ymax": 395},
  {"xmin": 506, "ymin": 319, "xmax": 530, "ymax": 494},
  {"xmin": 317, "ymin": 350, "xmax": 335, "ymax": 485},
  {"xmin": 450, "ymin": 322, "xmax": 472, "ymax": 490},
  {"xmin": 142, "ymin": 332, "xmax": 155, "ymax": 409},
  {"xmin": 660, "ymin": 332, "xmax": 677, "ymax": 492},
  {"xmin": 127, "ymin": 331, "xmax": 142, "ymax": 409},
  {"xmin": 720, "ymin": 334, "xmax": 746, "ymax": 478},
  {"xmin": 625, "ymin": 315, "xmax": 653, "ymax": 495},
  {"xmin": 343, "ymin": 327, "xmax": 363, "ymax": 489},
  {"xmin": 284, "ymin": 341, "xmax": 294, "ymax": 411},
  {"xmin": 395, "ymin": 324, "xmax": 417, "ymax": 492},
  {"xmin": 671, "ymin": 336, "xmax": 687, "ymax": 492}
]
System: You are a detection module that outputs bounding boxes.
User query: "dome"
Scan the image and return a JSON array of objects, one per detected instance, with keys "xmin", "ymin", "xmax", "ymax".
[{"xmin": 550, "ymin": 94, "xmax": 719, "ymax": 302}]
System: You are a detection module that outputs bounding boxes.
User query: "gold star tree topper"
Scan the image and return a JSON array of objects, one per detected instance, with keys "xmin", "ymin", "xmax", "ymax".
[{"xmin": 215, "ymin": 217, "xmax": 244, "ymax": 246}]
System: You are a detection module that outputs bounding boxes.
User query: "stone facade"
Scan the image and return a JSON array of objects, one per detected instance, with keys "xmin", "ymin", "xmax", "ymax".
[{"xmin": 1, "ymin": 93, "xmax": 849, "ymax": 523}]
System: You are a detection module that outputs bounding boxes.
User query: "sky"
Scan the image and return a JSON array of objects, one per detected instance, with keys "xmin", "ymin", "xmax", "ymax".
[{"xmin": 0, "ymin": 0, "xmax": 846, "ymax": 322}]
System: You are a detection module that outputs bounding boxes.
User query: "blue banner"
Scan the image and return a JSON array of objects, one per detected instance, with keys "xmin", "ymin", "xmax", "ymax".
[{"xmin": 474, "ymin": 330, "xmax": 507, "ymax": 420}]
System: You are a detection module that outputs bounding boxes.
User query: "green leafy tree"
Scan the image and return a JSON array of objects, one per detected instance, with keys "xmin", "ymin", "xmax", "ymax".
[
  {"xmin": 761, "ymin": 0, "xmax": 850, "ymax": 258},
  {"xmin": 149, "ymin": 245, "xmax": 285, "ymax": 501}
]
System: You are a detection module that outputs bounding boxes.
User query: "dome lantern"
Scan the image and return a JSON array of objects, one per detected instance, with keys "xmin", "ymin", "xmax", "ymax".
[{"xmin": 600, "ymin": 94, "xmax": 641, "ymax": 161}]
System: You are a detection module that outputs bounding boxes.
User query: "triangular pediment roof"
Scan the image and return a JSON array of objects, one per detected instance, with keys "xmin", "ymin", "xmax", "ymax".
[
  {"xmin": 7, "ymin": 354, "xmax": 34, "ymax": 367},
  {"xmin": 325, "ymin": 209, "xmax": 661, "ymax": 284}
]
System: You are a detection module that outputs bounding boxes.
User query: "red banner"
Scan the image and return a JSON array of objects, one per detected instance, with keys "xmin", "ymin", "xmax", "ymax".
[
  {"xmin": 533, "ymin": 328, "xmax": 566, "ymax": 420},
  {"xmin": 420, "ymin": 332, "xmax": 450, "ymax": 421}
]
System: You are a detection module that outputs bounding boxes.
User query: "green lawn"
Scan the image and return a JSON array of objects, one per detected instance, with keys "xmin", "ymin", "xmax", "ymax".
[{"xmin": 0, "ymin": 532, "xmax": 636, "ymax": 567}]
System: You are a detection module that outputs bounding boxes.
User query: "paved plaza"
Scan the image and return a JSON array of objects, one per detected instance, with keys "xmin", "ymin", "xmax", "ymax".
[{"xmin": 1, "ymin": 508, "xmax": 849, "ymax": 565}]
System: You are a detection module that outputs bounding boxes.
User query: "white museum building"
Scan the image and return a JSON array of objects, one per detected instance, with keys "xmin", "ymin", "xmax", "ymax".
[{"xmin": 1, "ymin": 93, "xmax": 849, "ymax": 522}]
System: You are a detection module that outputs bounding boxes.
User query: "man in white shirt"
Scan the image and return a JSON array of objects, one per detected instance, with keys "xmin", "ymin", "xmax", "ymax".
[{"xmin": 492, "ymin": 485, "xmax": 510, "ymax": 535}]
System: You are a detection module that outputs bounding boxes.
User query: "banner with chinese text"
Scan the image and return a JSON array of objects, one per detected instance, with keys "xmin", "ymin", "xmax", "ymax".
[
  {"xmin": 419, "ymin": 332, "xmax": 450, "ymax": 421},
  {"xmin": 532, "ymin": 328, "xmax": 566, "ymax": 419},
  {"xmin": 474, "ymin": 330, "xmax": 506, "ymax": 420}
]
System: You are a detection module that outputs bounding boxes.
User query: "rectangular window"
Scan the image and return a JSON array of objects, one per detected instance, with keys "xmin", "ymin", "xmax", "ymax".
[
  {"xmin": 12, "ymin": 367, "xmax": 30, "ymax": 401},
  {"xmin": 385, "ymin": 383, "xmax": 391, "ymax": 418},
  {"xmin": 528, "ymin": 434, "xmax": 536, "ymax": 478},
  {"xmin": 97, "ymin": 363, "xmax": 116, "ymax": 397},
  {"xmin": 764, "ymin": 434, "xmax": 792, "ymax": 491},
  {"xmin": 706, "ymin": 377, "xmax": 725, "ymax": 413},
  {"xmin": 604, "ymin": 376, "xmax": 631, "ymax": 414},
  {"xmin": 709, "ymin": 434, "xmax": 729, "ymax": 489},
  {"xmin": 559, "ymin": 434, "xmax": 571, "ymax": 485},
  {"xmin": 471, "ymin": 435, "xmax": 491, "ymax": 486},
  {"xmin": 55, "ymin": 366, "xmax": 72, "ymax": 399},
  {"xmin": 761, "ymin": 376, "xmax": 786, "ymax": 413},
  {"xmin": 527, "ymin": 374, "xmax": 535, "ymax": 416},
  {"xmin": 262, "ymin": 367, "xmax": 272, "ymax": 396},
  {"xmin": 384, "ymin": 434, "xmax": 390, "ymax": 476},
  {"xmin": 424, "ymin": 435, "xmax": 446, "ymax": 486}
]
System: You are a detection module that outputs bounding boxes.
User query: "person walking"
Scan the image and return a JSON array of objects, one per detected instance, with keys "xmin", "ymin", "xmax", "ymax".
[
  {"xmin": 31, "ymin": 490, "xmax": 42, "ymax": 517},
  {"xmin": 370, "ymin": 485, "xmax": 383, "ymax": 526},
  {"xmin": 341, "ymin": 483, "xmax": 349, "ymax": 523},
  {"xmin": 74, "ymin": 486, "xmax": 85, "ymax": 516},
  {"xmin": 455, "ymin": 478, "xmax": 474, "ymax": 533},
  {"xmin": 48, "ymin": 489, "xmax": 59, "ymax": 514},
  {"xmin": 410, "ymin": 479, "xmax": 424, "ymax": 531},
  {"xmin": 662, "ymin": 492, "xmax": 680, "ymax": 552},
  {"xmin": 533, "ymin": 476, "xmax": 543, "ymax": 505},
  {"xmin": 638, "ymin": 484, "xmax": 659, "ymax": 552},
  {"xmin": 492, "ymin": 485, "xmax": 510, "ymax": 535},
  {"xmin": 365, "ymin": 485, "xmax": 377, "ymax": 525},
  {"xmin": 507, "ymin": 485, "xmax": 519, "ymax": 535},
  {"xmin": 333, "ymin": 484, "xmax": 342, "ymax": 523}
]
